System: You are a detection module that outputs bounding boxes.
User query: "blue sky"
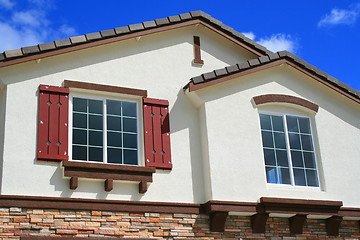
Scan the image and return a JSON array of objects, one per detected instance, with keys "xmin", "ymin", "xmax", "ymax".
[{"xmin": 1, "ymin": 0, "xmax": 359, "ymax": 90}]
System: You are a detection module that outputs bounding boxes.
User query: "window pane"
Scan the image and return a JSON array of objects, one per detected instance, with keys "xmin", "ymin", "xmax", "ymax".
[
  {"xmin": 276, "ymin": 150, "xmax": 288, "ymax": 167},
  {"xmin": 107, "ymin": 116, "xmax": 121, "ymax": 131},
  {"xmin": 299, "ymin": 118, "xmax": 311, "ymax": 134},
  {"xmin": 279, "ymin": 168, "xmax": 291, "ymax": 184},
  {"xmin": 304, "ymin": 152, "xmax": 316, "ymax": 168},
  {"xmin": 306, "ymin": 170, "xmax": 319, "ymax": 187},
  {"xmin": 266, "ymin": 167, "xmax": 277, "ymax": 184},
  {"xmin": 272, "ymin": 115, "xmax": 284, "ymax": 132},
  {"xmin": 122, "ymin": 102, "xmax": 137, "ymax": 117},
  {"xmin": 123, "ymin": 149, "xmax": 137, "ymax": 165},
  {"xmin": 107, "ymin": 148, "xmax": 122, "ymax": 164},
  {"xmin": 123, "ymin": 118, "xmax": 137, "ymax": 133},
  {"xmin": 264, "ymin": 149, "xmax": 276, "ymax": 166},
  {"xmin": 286, "ymin": 116, "xmax": 299, "ymax": 133},
  {"xmin": 291, "ymin": 150, "xmax": 303, "ymax": 167},
  {"xmin": 89, "ymin": 131, "xmax": 102, "ymax": 146},
  {"xmin": 89, "ymin": 99, "xmax": 102, "ymax": 114},
  {"xmin": 89, "ymin": 147, "xmax": 102, "ymax": 162},
  {"xmin": 107, "ymin": 100, "xmax": 121, "ymax": 116},
  {"xmin": 261, "ymin": 131, "xmax": 273, "ymax": 148},
  {"xmin": 260, "ymin": 114, "xmax": 271, "ymax": 130},
  {"xmin": 301, "ymin": 135, "xmax": 313, "ymax": 151},
  {"xmin": 73, "ymin": 146, "xmax": 87, "ymax": 160},
  {"xmin": 289, "ymin": 133, "xmax": 301, "ymax": 150},
  {"xmin": 293, "ymin": 169, "xmax": 306, "ymax": 186},
  {"xmin": 274, "ymin": 132, "xmax": 286, "ymax": 149},
  {"xmin": 107, "ymin": 132, "xmax": 122, "ymax": 147},
  {"xmin": 73, "ymin": 129, "xmax": 87, "ymax": 145},
  {"xmin": 123, "ymin": 134, "xmax": 137, "ymax": 149},
  {"xmin": 89, "ymin": 115, "xmax": 102, "ymax": 130},
  {"xmin": 73, "ymin": 113, "xmax": 87, "ymax": 128},
  {"xmin": 73, "ymin": 98, "xmax": 87, "ymax": 112}
]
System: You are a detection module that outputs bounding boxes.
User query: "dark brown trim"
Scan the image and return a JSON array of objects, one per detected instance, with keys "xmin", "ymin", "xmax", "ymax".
[
  {"xmin": 63, "ymin": 80, "xmax": 147, "ymax": 97},
  {"xmin": 0, "ymin": 19, "xmax": 263, "ymax": 68},
  {"xmin": 258, "ymin": 197, "xmax": 342, "ymax": 215},
  {"xmin": 289, "ymin": 214, "xmax": 307, "ymax": 235},
  {"xmin": 326, "ymin": 216, "xmax": 342, "ymax": 236},
  {"xmin": 251, "ymin": 213, "xmax": 269, "ymax": 233},
  {"xmin": 39, "ymin": 84, "xmax": 69, "ymax": 94},
  {"xmin": 253, "ymin": 94, "xmax": 319, "ymax": 112},
  {"xmin": 209, "ymin": 211, "xmax": 228, "ymax": 232},
  {"xmin": 0, "ymin": 195, "xmax": 202, "ymax": 214},
  {"xmin": 105, "ymin": 179, "xmax": 113, "ymax": 192},
  {"xmin": 204, "ymin": 200, "xmax": 257, "ymax": 213},
  {"xmin": 139, "ymin": 180, "xmax": 148, "ymax": 194},
  {"xmin": 62, "ymin": 161, "xmax": 155, "ymax": 193},
  {"xmin": 193, "ymin": 36, "xmax": 204, "ymax": 65},
  {"xmin": 70, "ymin": 177, "xmax": 78, "ymax": 190}
]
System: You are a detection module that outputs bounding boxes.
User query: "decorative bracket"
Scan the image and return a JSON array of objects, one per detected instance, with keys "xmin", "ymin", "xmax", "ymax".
[
  {"xmin": 289, "ymin": 214, "xmax": 307, "ymax": 234},
  {"xmin": 326, "ymin": 216, "xmax": 342, "ymax": 236}
]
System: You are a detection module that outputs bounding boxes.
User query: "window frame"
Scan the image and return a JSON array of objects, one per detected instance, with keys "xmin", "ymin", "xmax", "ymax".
[
  {"xmin": 259, "ymin": 110, "xmax": 320, "ymax": 188},
  {"xmin": 68, "ymin": 92, "xmax": 142, "ymax": 166}
]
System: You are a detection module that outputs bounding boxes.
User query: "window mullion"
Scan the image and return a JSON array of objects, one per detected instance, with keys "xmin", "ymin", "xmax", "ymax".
[
  {"xmin": 283, "ymin": 115, "xmax": 295, "ymax": 186},
  {"xmin": 103, "ymin": 99, "xmax": 107, "ymax": 164}
]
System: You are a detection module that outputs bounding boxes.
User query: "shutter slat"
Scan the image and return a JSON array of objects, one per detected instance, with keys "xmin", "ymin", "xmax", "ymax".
[
  {"xmin": 37, "ymin": 85, "xmax": 69, "ymax": 161},
  {"xmin": 143, "ymin": 98, "xmax": 172, "ymax": 170}
]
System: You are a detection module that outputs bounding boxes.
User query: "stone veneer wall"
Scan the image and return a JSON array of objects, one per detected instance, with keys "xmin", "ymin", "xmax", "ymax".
[{"xmin": 0, "ymin": 207, "xmax": 359, "ymax": 239}]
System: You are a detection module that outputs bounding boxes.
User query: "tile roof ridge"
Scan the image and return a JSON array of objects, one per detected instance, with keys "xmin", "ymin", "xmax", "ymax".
[
  {"xmin": 0, "ymin": 10, "xmax": 272, "ymax": 63},
  {"xmin": 185, "ymin": 51, "xmax": 360, "ymax": 100}
]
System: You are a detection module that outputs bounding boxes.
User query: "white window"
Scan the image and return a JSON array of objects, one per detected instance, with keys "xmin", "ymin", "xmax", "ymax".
[
  {"xmin": 259, "ymin": 112, "xmax": 319, "ymax": 187},
  {"xmin": 70, "ymin": 95, "xmax": 139, "ymax": 165}
]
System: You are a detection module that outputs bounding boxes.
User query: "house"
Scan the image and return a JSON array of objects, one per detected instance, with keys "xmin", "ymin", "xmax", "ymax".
[{"xmin": 0, "ymin": 10, "xmax": 359, "ymax": 239}]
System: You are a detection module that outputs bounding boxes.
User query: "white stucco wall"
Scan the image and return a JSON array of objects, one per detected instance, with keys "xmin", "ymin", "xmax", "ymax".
[
  {"xmin": 189, "ymin": 64, "xmax": 360, "ymax": 207},
  {"xmin": 0, "ymin": 25, "xmax": 257, "ymax": 203}
]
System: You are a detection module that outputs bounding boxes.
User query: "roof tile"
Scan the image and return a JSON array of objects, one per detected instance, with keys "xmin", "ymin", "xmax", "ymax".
[
  {"xmin": 168, "ymin": 15, "xmax": 181, "ymax": 23},
  {"xmin": 129, "ymin": 23, "xmax": 144, "ymax": 31},
  {"xmin": 192, "ymin": 75, "xmax": 204, "ymax": 84},
  {"xmin": 70, "ymin": 35, "xmax": 87, "ymax": 44},
  {"xmin": 179, "ymin": 12, "xmax": 192, "ymax": 20},
  {"xmin": 22, "ymin": 45, "xmax": 40, "ymax": 55},
  {"xmin": 143, "ymin": 20, "xmax": 157, "ymax": 28},
  {"xmin": 214, "ymin": 68, "xmax": 228, "ymax": 77},
  {"xmin": 268, "ymin": 52, "xmax": 280, "ymax": 60},
  {"xmin": 38, "ymin": 42, "xmax": 56, "ymax": 51},
  {"xmin": 238, "ymin": 61, "xmax": 250, "ymax": 70},
  {"xmin": 114, "ymin": 26, "xmax": 130, "ymax": 35},
  {"xmin": 86, "ymin": 32, "xmax": 102, "ymax": 41},
  {"xmin": 100, "ymin": 29, "xmax": 116, "ymax": 38},
  {"xmin": 155, "ymin": 18, "xmax": 170, "ymax": 26},
  {"xmin": 4, "ymin": 49, "xmax": 23, "ymax": 58},
  {"xmin": 248, "ymin": 58, "xmax": 260, "ymax": 67},
  {"xmin": 259, "ymin": 55, "xmax": 270, "ymax": 64},
  {"xmin": 226, "ymin": 65, "xmax": 239, "ymax": 73},
  {"xmin": 54, "ymin": 39, "xmax": 71, "ymax": 48},
  {"xmin": 202, "ymin": 71, "xmax": 216, "ymax": 80}
]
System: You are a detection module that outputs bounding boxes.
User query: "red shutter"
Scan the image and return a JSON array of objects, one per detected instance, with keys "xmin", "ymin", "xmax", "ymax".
[
  {"xmin": 143, "ymin": 98, "xmax": 172, "ymax": 170},
  {"xmin": 37, "ymin": 85, "xmax": 69, "ymax": 161}
]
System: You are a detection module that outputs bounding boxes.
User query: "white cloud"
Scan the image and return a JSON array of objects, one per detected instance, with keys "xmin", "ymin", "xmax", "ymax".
[
  {"xmin": 0, "ymin": 0, "xmax": 77, "ymax": 52},
  {"xmin": 0, "ymin": 0, "xmax": 15, "ymax": 9},
  {"xmin": 242, "ymin": 32, "xmax": 255, "ymax": 40},
  {"xmin": 258, "ymin": 34, "xmax": 296, "ymax": 53},
  {"xmin": 318, "ymin": 4, "xmax": 360, "ymax": 27}
]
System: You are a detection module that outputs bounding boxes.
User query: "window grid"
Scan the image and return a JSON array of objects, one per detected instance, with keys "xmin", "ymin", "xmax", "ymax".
[
  {"xmin": 71, "ymin": 96, "xmax": 139, "ymax": 166},
  {"xmin": 260, "ymin": 112, "xmax": 319, "ymax": 187}
]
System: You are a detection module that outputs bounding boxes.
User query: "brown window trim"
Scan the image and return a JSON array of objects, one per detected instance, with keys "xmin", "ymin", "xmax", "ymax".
[
  {"xmin": 63, "ymin": 80, "xmax": 147, "ymax": 97},
  {"xmin": 62, "ymin": 160, "xmax": 155, "ymax": 194},
  {"xmin": 253, "ymin": 94, "xmax": 319, "ymax": 112},
  {"xmin": 21, "ymin": 238, "xmax": 150, "ymax": 240},
  {"xmin": 193, "ymin": 36, "xmax": 204, "ymax": 65}
]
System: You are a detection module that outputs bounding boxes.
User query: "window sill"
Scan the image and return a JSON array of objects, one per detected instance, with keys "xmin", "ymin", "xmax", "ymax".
[
  {"xmin": 62, "ymin": 160, "xmax": 156, "ymax": 193},
  {"xmin": 266, "ymin": 183, "xmax": 322, "ymax": 192}
]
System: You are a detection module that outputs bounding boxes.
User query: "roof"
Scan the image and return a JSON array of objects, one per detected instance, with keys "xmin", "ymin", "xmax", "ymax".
[
  {"xmin": 184, "ymin": 51, "xmax": 360, "ymax": 103},
  {"xmin": 0, "ymin": 10, "xmax": 272, "ymax": 67}
]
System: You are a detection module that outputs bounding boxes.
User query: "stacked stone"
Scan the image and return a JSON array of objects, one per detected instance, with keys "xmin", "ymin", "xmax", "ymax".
[{"xmin": 0, "ymin": 207, "xmax": 359, "ymax": 239}]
